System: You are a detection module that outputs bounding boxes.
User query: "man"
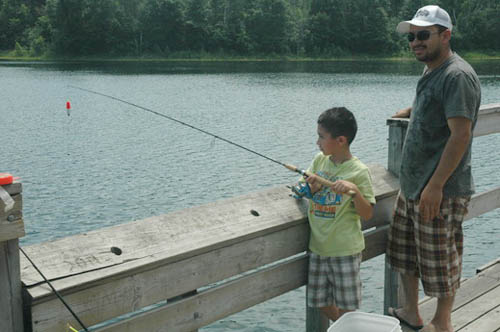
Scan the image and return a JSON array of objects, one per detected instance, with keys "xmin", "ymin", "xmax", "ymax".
[{"xmin": 386, "ymin": 5, "xmax": 481, "ymax": 332}]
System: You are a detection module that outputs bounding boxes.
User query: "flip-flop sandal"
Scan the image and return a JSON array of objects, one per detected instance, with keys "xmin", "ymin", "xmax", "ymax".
[{"xmin": 388, "ymin": 307, "xmax": 424, "ymax": 331}]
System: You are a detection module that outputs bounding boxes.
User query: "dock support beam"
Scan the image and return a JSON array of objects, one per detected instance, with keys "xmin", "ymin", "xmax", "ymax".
[{"xmin": 0, "ymin": 181, "xmax": 25, "ymax": 332}]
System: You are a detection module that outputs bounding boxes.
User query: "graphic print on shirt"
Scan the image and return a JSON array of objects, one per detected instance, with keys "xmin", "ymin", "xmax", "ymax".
[{"xmin": 310, "ymin": 171, "xmax": 342, "ymax": 218}]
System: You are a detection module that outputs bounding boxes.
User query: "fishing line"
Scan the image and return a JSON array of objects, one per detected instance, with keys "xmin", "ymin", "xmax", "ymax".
[
  {"xmin": 67, "ymin": 85, "xmax": 354, "ymax": 195},
  {"xmin": 68, "ymin": 85, "xmax": 287, "ymax": 168},
  {"xmin": 20, "ymin": 247, "xmax": 90, "ymax": 332},
  {"xmin": 19, "ymin": 86, "xmax": 346, "ymax": 332}
]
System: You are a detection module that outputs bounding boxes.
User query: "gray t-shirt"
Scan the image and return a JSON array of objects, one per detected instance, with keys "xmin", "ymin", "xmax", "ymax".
[{"xmin": 400, "ymin": 53, "xmax": 481, "ymax": 200}]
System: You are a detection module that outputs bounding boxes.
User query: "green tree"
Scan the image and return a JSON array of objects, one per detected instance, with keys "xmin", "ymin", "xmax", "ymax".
[
  {"xmin": 0, "ymin": 0, "xmax": 31, "ymax": 50},
  {"xmin": 141, "ymin": 0, "xmax": 186, "ymax": 55},
  {"xmin": 50, "ymin": 0, "xmax": 123, "ymax": 55},
  {"xmin": 306, "ymin": 0, "xmax": 351, "ymax": 55},
  {"xmin": 246, "ymin": 0, "xmax": 291, "ymax": 54},
  {"xmin": 346, "ymin": 0, "xmax": 395, "ymax": 54},
  {"xmin": 206, "ymin": 0, "xmax": 230, "ymax": 52},
  {"xmin": 2, "ymin": 0, "xmax": 499, "ymax": 57},
  {"xmin": 27, "ymin": 14, "xmax": 53, "ymax": 55},
  {"xmin": 288, "ymin": 0, "xmax": 309, "ymax": 55},
  {"xmin": 455, "ymin": 0, "xmax": 500, "ymax": 51},
  {"xmin": 185, "ymin": 0, "xmax": 210, "ymax": 51},
  {"xmin": 221, "ymin": 0, "xmax": 254, "ymax": 53},
  {"xmin": 114, "ymin": 0, "xmax": 147, "ymax": 55}
]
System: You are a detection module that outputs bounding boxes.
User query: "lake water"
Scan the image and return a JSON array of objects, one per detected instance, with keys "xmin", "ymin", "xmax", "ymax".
[{"xmin": 1, "ymin": 59, "xmax": 499, "ymax": 331}]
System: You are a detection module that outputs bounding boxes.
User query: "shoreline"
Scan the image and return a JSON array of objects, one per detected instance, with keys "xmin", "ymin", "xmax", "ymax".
[{"xmin": 1, "ymin": 52, "xmax": 499, "ymax": 63}]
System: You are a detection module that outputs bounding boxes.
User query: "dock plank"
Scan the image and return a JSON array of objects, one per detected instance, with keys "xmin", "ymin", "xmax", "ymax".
[
  {"xmin": 419, "ymin": 262, "xmax": 500, "ymax": 317},
  {"xmin": 416, "ymin": 260, "xmax": 500, "ymax": 332},
  {"xmin": 92, "ymin": 256, "xmax": 309, "ymax": 332},
  {"xmin": 458, "ymin": 305, "xmax": 500, "ymax": 332},
  {"xmin": 452, "ymin": 285, "xmax": 500, "ymax": 330}
]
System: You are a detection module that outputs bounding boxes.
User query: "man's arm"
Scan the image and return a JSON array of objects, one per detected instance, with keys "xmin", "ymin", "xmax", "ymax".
[
  {"xmin": 392, "ymin": 107, "xmax": 412, "ymax": 118},
  {"xmin": 419, "ymin": 117, "xmax": 472, "ymax": 222}
]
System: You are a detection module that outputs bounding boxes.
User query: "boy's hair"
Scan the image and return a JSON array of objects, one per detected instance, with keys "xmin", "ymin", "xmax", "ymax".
[{"xmin": 317, "ymin": 107, "xmax": 357, "ymax": 144}]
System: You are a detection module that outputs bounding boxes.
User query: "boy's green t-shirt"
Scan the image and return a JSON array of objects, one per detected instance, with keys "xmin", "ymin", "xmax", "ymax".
[{"xmin": 305, "ymin": 153, "xmax": 376, "ymax": 257}]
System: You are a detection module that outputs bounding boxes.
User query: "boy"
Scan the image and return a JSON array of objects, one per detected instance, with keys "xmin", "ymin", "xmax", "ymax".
[{"xmin": 295, "ymin": 107, "xmax": 375, "ymax": 321}]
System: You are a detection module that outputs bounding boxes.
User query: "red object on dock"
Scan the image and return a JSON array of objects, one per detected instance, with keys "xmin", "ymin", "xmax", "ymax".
[
  {"xmin": 0, "ymin": 173, "xmax": 14, "ymax": 186},
  {"xmin": 66, "ymin": 101, "xmax": 71, "ymax": 109}
]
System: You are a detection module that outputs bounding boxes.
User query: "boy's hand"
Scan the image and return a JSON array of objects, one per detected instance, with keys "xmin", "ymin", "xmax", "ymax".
[
  {"xmin": 305, "ymin": 174, "xmax": 322, "ymax": 193},
  {"xmin": 330, "ymin": 180, "xmax": 358, "ymax": 196},
  {"xmin": 332, "ymin": 180, "xmax": 374, "ymax": 220}
]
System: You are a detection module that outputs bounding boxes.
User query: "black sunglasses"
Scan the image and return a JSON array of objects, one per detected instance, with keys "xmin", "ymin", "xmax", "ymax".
[{"xmin": 407, "ymin": 30, "xmax": 440, "ymax": 42}]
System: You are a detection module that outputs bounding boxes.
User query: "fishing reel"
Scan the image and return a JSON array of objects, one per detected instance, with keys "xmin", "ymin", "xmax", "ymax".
[{"xmin": 290, "ymin": 182, "xmax": 313, "ymax": 199}]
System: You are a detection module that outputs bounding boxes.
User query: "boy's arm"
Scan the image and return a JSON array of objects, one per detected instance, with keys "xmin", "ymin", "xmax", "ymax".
[{"xmin": 330, "ymin": 180, "xmax": 374, "ymax": 221}]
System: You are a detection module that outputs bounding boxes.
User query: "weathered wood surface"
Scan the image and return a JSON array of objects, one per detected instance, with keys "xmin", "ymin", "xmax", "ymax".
[
  {"xmin": 474, "ymin": 103, "xmax": 500, "ymax": 137},
  {"xmin": 0, "ymin": 182, "xmax": 24, "ymax": 242},
  {"xmin": 0, "ymin": 239, "xmax": 24, "ymax": 332},
  {"xmin": 386, "ymin": 118, "xmax": 409, "ymax": 176},
  {"xmin": 0, "ymin": 182, "xmax": 24, "ymax": 332},
  {"xmin": 94, "ymin": 256, "xmax": 309, "ymax": 332},
  {"xmin": 401, "ymin": 259, "xmax": 500, "ymax": 332},
  {"xmin": 464, "ymin": 186, "xmax": 500, "ymax": 220},
  {"xmin": 387, "ymin": 103, "xmax": 500, "ymax": 142},
  {"xmin": 21, "ymin": 164, "xmax": 399, "ymax": 332}
]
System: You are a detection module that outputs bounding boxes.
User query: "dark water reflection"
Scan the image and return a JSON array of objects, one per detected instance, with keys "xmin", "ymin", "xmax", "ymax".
[{"xmin": 2, "ymin": 58, "xmax": 500, "ymax": 76}]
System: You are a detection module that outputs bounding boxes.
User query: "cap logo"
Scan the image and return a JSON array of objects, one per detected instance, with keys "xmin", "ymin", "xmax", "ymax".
[{"xmin": 415, "ymin": 9, "xmax": 430, "ymax": 18}]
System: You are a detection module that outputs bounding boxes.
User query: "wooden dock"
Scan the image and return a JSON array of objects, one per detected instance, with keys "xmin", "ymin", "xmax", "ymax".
[
  {"xmin": 1, "ymin": 103, "xmax": 498, "ymax": 332},
  {"xmin": 400, "ymin": 259, "xmax": 500, "ymax": 332}
]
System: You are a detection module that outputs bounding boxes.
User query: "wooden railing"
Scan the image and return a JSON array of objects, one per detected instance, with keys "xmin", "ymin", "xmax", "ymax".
[
  {"xmin": 1, "ymin": 103, "xmax": 498, "ymax": 332},
  {"xmin": 0, "ymin": 180, "xmax": 24, "ymax": 332}
]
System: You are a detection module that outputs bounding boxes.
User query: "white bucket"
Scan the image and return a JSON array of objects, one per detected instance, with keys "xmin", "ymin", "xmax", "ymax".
[{"xmin": 327, "ymin": 312, "xmax": 402, "ymax": 332}]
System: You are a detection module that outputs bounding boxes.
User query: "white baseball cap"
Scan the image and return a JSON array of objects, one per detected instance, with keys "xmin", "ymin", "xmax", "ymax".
[{"xmin": 396, "ymin": 5, "xmax": 453, "ymax": 33}]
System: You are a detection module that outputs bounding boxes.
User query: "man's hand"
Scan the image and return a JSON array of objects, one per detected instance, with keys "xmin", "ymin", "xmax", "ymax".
[
  {"xmin": 418, "ymin": 117, "xmax": 472, "ymax": 222},
  {"xmin": 419, "ymin": 183, "xmax": 443, "ymax": 222},
  {"xmin": 392, "ymin": 107, "xmax": 412, "ymax": 118}
]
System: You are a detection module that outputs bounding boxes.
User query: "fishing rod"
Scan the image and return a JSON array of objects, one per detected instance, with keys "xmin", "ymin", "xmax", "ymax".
[
  {"xmin": 68, "ymin": 85, "xmax": 354, "ymax": 195},
  {"xmin": 20, "ymin": 247, "xmax": 90, "ymax": 332}
]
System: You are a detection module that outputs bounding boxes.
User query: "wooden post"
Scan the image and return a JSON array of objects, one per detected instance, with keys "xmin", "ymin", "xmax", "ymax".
[
  {"xmin": 386, "ymin": 118, "xmax": 409, "ymax": 177},
  {"xmin": 306, "ymin": 286, "xmax": 329, "ymax": 332},
  {"xmin": 384, "ymin": 118, "xmax": 408, "ymax": 314},
  {"xmin": 167, "ymin": 290, "xmax": 199, "ymax": 332},
  {"xmin": 0, "ymin": 181, "xmax": 24, "ymax": 332}
]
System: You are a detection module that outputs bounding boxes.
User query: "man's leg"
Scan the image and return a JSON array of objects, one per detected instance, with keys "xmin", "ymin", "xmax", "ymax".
[
  {"xmin": 421, "ymin": 295, "xmax": 454, "ymax": 332},
  {"xmin": 390, "ymin": 273, "xmax": 423, "ymax": 328},
  {"xmin": 420, "ymin": 197, "xmax": 469, "ymax": 332},
  {"xmin": 387, "ymin": 193, "xmax": 424, "ymax": 327}
]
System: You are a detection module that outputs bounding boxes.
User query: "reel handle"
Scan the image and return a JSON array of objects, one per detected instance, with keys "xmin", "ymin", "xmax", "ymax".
[{"xmin": 284, "ymin": 164, "xmax": 356, "ymax": 197}]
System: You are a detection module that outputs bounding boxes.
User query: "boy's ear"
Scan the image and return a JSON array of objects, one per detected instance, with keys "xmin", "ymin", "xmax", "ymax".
[{"xmin": 337, "ymin": 135, "xmax": 349, "ymax": 145}]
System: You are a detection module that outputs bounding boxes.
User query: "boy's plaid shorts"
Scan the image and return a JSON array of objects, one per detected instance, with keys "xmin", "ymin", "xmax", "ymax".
[
  {"xmin": 387, "ymin": 192, "xmax": 470, "ymax": 297},
  {"xmin": 307, "ymin": 252, "xmax": 362, "ymax": 310}
]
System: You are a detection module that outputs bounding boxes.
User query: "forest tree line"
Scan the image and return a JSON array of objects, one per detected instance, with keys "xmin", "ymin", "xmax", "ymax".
[{"xmin": 0, "ymin": 0, "xmax": 498, "ymax": 57}]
